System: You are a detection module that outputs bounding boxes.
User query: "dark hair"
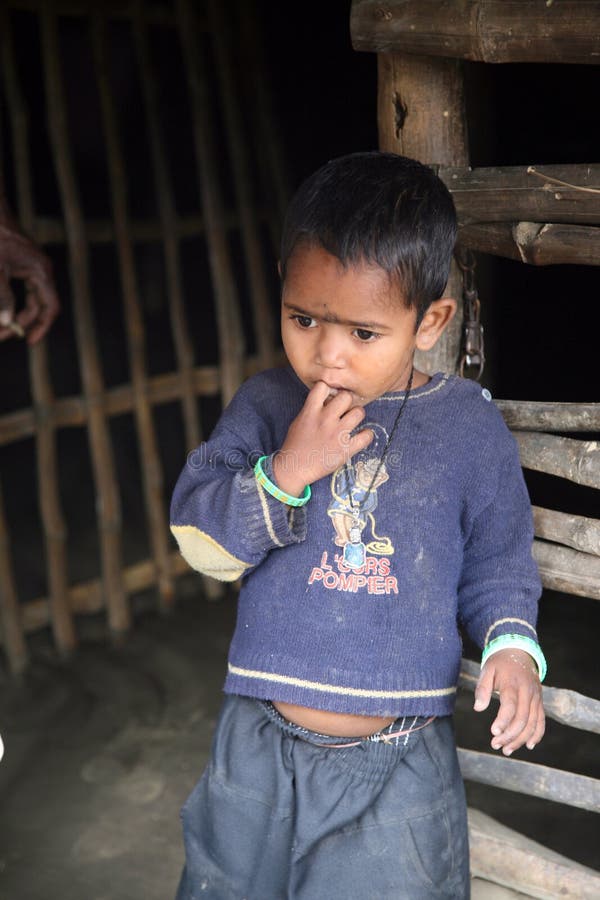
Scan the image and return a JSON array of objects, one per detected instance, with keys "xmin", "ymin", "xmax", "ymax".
[{"xmin": 280, "ymin": 152, "xmax": 457, "ymax": 324}]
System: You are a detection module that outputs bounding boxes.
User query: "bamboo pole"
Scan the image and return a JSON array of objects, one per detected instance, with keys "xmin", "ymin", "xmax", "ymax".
[
  {"xmin": 515, "ymin": 432, "xmax": 600, "ymax": 489},
  {"xmin": 497, "ymin": 399, "xmax": 600, "ymax": 433},
  {"xmin": 532, "ymin": 506, "xmax": 600, "ymax": 558},
  {"xmin": 440, "ymin": 164, "xmax": 600, "ymax": 226},
  {"xmin": 0, "ymin": 350, "xmax": 284, "ymax": 448},
  {"xmin": 7, "ymin": 1, "xmax": 180, "ymax": 25},
  {"xmin": 237, "ymin": 0, "xmax": 290, "ymax": 256},
  {"xmin": 176, "ymin": 0, "xmax": 245, "ymax": 406},
  {"xmin": 458, "ymin": 748, "xmax": 600, "ymax": 814},
  {"xmin": 40, "ymin": 8, "xmax": 129, "ymax": 635},
  {"xmin": 460, "ymin": 659, "xmax": 600, "ymax": 735},
  {"xmin": 132, "ymin": 1, "xmax": 202, "ymax": 452},
  {"xmin": 377, "ymin": 51, "xmax": 468, "ymax": 375},
  {"xmin": 351, "ymin": 0, "xmax": 600, "ymax": 65},
  {"xmin": 31, "ymin": 209, "xmax": 272, "ymax": 246},
  {"xmin": 7, "ymin": 551, "xmax": 190, "ymax": 636},
  {"xmin": 468, "ymin": 808, "xmax": 600, "ymax": 899},
  {"xmin": 458, "ymin": 222, "xmax": 600, "ymax": 267},
  {"xmin": 132, "ymin": 4, "xmax": 222, "ymax": 602},
  {"xmin": 533, "ymin": 540, "xmax": 600, "ymax": 601},
  {"xmin": 2, "ymin": 9, "xmax": 76, "ymax": 655},
  {"xmin": 92, "ymin": 13, "xmax": 173, "ymax": 612},
  {"xmin": 0, "ymin": 483, "xmax": 28, "ymax": 674},
  {"xmin": 208, "ymin": 0, "xmax": 275, "ymax": 370}
]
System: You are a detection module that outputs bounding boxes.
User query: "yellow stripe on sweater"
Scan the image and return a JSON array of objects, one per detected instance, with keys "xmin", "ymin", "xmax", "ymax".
[{"xmin": 228, "ymin": 663, "xmax": 456, "ymax": 699}]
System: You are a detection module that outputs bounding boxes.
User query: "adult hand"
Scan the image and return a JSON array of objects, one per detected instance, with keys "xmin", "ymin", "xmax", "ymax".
[
  {"xmin": 0, "ymin": 220, "xmax": 60, "ymax": 344},
  {"xmin": 474, "ymin": 647, "xmax": 545, "ymax": 756}
]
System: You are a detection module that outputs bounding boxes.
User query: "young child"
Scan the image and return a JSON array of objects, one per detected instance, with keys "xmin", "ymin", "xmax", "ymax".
[{"xmin": 170, "ymin": 152, "xmax": 546, "ymax": 899}]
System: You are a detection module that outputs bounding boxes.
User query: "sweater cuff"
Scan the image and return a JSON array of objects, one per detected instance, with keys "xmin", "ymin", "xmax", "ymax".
[
  {"xmin": 481, "ymin": 634, "xmax": 547, "ymax": 682},
  {"xmin": 247, "ymin": 455, "xmax": 307, "ymax": 547}
]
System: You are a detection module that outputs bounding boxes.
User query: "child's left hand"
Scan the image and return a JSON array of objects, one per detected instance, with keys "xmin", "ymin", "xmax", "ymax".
[{"xmin": 473, "ymin": 648, "xmax": 545, "ymax": 756}]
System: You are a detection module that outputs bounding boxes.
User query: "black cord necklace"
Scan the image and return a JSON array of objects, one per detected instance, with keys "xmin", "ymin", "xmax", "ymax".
[{"xmin": 342, "ymin": 365, "xmax": 414, "ymax": 570}]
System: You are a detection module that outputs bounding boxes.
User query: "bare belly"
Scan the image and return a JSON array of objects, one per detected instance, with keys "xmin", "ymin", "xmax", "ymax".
[{"xmin": 272, "ymin": 701, "xmax": 395, "ymax": 737}]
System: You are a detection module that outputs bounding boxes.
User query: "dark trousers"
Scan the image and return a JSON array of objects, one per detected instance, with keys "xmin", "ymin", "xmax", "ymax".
[{"xmin": 176, "ymin": 695, "xmax": 470, "ymax": 899}]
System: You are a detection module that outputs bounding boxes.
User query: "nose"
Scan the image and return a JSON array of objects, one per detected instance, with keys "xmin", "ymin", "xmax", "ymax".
[{"xmin": 315, "ymin": 326, "xmax": 345, "ymax": 369}]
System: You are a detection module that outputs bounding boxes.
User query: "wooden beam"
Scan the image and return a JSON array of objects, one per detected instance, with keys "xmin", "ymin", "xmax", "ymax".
[
  {"xmin": 458, "ymin": 748, "xmax": 600, "ymax": 813},
  {"xmin": 458, "ymin": 222, "xmax": 600, "ymax": 266},
  {"xmin": 460, "ymin": 659, "xmax": 600, "ymax": 735},
  {"xmin": 515, "ymin": 431, "xmax": 600, "ymax": 489},
  {"xmin": 468, "ymin": 808, "xmax": 600, "ymax": 899},
  {"xmin": 496, "ymin": 399, "xmax": 600, "ymax": 433},
  {"xmin": 440, "ymin": 164, "xmax": 600, "ymax": 225},
  {"xmin": 533, "ymin": 506, "xmax": 600, "ymax": 558},
  {"xmin": 534, "ymin": 540, "xmax": 600, "ymax": 601},
  {"xmin": 351, "ymin": 0, "xmax": 600, "ymax": 65}
]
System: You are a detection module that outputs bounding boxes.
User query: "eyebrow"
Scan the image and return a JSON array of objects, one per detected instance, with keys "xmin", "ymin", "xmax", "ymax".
[{"xmin": 283, "ymin": 301, "xmax": 390, "ymax": 331}]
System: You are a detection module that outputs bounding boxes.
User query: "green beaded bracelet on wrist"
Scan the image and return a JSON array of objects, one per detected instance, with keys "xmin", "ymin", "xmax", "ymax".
[
  {"xmin": 254, "ymin": 455, "xmax": 311, "ymax": 508},
  {"xmin": 481, "ymin": 633, "xmax": 547, "ymax": 682}
]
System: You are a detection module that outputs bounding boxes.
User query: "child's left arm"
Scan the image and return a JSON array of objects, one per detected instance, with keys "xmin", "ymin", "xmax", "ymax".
[{"xmin": 473, "ymin": 647, "xmax": 545, "ymax": 755}]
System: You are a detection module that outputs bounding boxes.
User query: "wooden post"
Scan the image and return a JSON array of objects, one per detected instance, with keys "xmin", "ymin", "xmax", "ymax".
[
  {"xmin": 377, "ymin": 52, "xmax": 468, "ymax": 374},
  {"xmin": 41, "ymin": 9, "xmax": 129, "ymax": 636}
]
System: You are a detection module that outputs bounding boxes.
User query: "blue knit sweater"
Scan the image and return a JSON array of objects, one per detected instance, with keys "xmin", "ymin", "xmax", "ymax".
[{"xmin": 170, "ymin": 368, "xmax": 542, "ymax": 717}]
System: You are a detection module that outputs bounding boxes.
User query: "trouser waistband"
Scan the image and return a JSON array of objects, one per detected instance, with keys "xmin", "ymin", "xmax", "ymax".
[{"xmin": 259, "ymin": 700, "xmax": 436, "ymax": 749}]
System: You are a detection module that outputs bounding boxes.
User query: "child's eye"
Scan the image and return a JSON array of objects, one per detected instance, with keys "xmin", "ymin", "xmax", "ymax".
[
  {"xmin": 292, "ymin": 314, "xmax": 317, "ymax": 329},
  {"xmin": 354, "ymin": 328, "xmax": 379, "ymax": 342}
]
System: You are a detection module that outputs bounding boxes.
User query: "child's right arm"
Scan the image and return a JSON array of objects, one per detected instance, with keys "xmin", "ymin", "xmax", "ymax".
[{"xmin": 170, "ymin": 380, "xmax": 372, "ymax": 582}]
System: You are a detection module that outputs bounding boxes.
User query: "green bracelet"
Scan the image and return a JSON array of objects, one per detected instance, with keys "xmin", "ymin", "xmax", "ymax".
[
  {"xmin": 254, "ymin": 456, "xmax": 311, "ymax": 508},
  {"xmin": 481, "ymin": 633, "xmax": 547, "ymax": 682}
]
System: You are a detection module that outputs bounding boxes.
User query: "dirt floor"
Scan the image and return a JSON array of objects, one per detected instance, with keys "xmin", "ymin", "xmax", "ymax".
[{"xmin": 0, "ymin": 575, "xmax": 598, "ymax": 900}]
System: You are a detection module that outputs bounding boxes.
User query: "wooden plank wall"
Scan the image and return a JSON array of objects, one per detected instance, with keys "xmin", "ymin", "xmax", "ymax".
[
  {"xmin": 351, "ymin": 1, "xmax": 600, "ymax": 895},
  {"xmin": 0, "ymin": 0, "xmax": 285, "ymax": 671}
]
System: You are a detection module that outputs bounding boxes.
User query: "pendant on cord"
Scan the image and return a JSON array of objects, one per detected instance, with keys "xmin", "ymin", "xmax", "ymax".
[{"xmin": 343, "ymin": 517, "xmax": 366, "ymax": 570}]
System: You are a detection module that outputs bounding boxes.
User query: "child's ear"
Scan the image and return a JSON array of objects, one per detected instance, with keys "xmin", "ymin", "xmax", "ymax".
[
  {"xmin": 277, "ymin": 260, "xmax": 282, "ymax": 278},
  {"xmin": 415, "ymin": 298, "xmax": 457, "ymax": 351}
]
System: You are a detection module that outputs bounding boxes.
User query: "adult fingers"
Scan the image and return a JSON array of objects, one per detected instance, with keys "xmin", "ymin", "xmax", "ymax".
[
  {"xmin": 0, "ymin": 268, "xmax": 16, "ymax": 339},
  {"xmin": 22, "ymin": 282, "xmax": 60, "ymax": 345}
]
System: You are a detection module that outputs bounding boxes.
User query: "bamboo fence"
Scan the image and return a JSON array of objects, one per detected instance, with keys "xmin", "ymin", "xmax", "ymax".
[
  {"xmin": 351, "ymin": 0, "xmax": 600, "ymax": 894},
  {"xmin": 0, "ymin": 0, "xmax": 286, "ymax": 672}
]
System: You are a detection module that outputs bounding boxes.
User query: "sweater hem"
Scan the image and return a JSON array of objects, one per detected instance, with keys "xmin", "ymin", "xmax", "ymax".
[{"xmin": 224, "ymin": 664, "xmax": 458, "ymax": 717}]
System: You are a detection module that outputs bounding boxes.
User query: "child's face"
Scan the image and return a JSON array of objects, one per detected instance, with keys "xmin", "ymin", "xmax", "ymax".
[{"xmin": 281, "ymin": 245, "xmax": 425, "ymax": 405}]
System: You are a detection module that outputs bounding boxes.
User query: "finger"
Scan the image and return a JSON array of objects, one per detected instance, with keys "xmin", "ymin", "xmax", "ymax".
[
  {"xmin": 527, "ymin": 704, "xmax": 546, "ymax": 750},
  {"xmin": 0, "ymin": 270, "xmax": 16, "ymax": 328},
  {"xmin": 498, "ymin": 699, "xmax": 539, "ymax": 755},
  {"xmin": 306, "ymin": 381, "xmax": 334, "ymax": 407},
  {"xmin": 491, "ymin": 685, "xmax": 536, "ymax": 753},
  {"xmin": 346, "ymin": 428, "xmax": 374, "ymax": 458},
  {"xmin": 22, "ymin": 284, "xmax": 60, "ymax": 345},
  {"xmin": 490, "ymin": 684, "xmax": 519, "ymax": 739},
  {"xmin": 473, "ymin": 662, "xmax": 495, "ymax": 712}
]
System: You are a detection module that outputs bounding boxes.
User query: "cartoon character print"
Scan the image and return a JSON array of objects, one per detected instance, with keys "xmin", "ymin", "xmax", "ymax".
[{"xmin": 328, "ymin": 458, "xmax": 389, "ymax": 548}]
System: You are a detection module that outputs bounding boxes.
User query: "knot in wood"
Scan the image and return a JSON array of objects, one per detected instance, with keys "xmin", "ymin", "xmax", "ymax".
[{"xmin": 375, "ymin": 6, "xmax": 393, "ymax": 21}]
